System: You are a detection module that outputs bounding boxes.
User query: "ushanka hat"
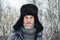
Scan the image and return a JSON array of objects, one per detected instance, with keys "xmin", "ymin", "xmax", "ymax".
[
  {"xmin": 20, "ymin": 4, "xmax": 38, "ymax": 17},
  {"xmin": 13, "ymin": 4, "xmax": 43, "ymax": 33}
]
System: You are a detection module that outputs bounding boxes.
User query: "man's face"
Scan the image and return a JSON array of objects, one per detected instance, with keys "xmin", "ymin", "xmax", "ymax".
[{"xmin": 23, "ymin": 15, "xmax": 34, "ymax": 29}]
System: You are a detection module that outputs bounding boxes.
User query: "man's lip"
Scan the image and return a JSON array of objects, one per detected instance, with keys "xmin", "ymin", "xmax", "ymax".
[{"xmin": 26, "ymin": 23, "xmax": 31, "ymax": 24}]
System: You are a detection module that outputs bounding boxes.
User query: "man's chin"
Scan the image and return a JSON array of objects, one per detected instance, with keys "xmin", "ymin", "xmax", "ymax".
[
  {"xmin": 23, "ymin": 24, "xmax": 34, "ymax": 29},
  {"xmin": 25, "ymin": 24, "xmax": 32, "ymax": 26}
]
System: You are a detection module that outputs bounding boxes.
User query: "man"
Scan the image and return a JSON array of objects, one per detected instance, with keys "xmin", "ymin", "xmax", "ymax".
[{"xmin": 7, "ymin": 4, "xmax": 47, "ymax": 40}]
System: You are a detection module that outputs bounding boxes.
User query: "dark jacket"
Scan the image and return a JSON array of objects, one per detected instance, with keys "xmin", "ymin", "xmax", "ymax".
[{"xmin": 7, "ymin": 30, "xmax": 47, "ymax": 40}]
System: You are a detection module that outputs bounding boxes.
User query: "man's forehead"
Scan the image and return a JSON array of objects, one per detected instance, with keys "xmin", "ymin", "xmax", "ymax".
[{"xmin": 24, "ymin": 15, "xmax": 34, "ymax": 17}]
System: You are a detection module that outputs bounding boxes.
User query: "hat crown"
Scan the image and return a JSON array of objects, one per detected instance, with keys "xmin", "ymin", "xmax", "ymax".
[{"xmin": 20, "ymin": 4, "xmax": 38, "ymax": 16}]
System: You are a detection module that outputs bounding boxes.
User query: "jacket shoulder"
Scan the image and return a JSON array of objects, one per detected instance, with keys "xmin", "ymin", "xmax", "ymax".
[
  {"xmin": 37, "ymin": 32, "xmax": 47, "ymax": 40},
  {"xmin": 7, "ymin": 33, "xmax": 16, "ymax": 40}
]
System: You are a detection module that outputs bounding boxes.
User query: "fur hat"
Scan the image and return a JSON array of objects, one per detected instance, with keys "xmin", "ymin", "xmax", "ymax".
[
  {"xmin": 13, "ymin": 4, "xmax": 43, "ymax": 33},
  {"xmin": 20, "ymin": 4, "xmax": 38, "ymax": 17}
]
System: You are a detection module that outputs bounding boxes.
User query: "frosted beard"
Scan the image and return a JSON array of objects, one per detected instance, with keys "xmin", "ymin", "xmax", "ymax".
[{"xmin": 23, "ymin": 23, "xmax": 34, "ymax": 29}]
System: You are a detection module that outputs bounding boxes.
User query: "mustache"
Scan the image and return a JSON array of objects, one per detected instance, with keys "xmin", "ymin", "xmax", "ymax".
[{"xmin": 26, "ymin": 23, "xmax": 31, "ymax": 24}]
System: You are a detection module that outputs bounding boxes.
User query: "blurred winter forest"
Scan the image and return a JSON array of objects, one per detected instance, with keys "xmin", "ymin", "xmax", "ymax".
[{"xmin": 0, "ymin": 0, "xmax": 60, "ymax": 40}]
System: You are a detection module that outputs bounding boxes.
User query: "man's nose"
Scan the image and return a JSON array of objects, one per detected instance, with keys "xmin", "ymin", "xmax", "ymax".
[{"xmin": 27, "ymin": 19, "xmax": 31, "ymax": 22}]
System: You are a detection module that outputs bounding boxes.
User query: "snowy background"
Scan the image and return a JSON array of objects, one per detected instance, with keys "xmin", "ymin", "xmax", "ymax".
[{"xmin": 0, "ymin": 0, "xmax": 60, "ymax": 40}]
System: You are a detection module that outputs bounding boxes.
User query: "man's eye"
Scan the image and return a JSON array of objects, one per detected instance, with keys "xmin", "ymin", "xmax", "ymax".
[
  {"xmin": 30, "ymin": 17, "xmax": 32, "ymax": 19},
  {"xmin": 26, "ymin": 17, "xmax": 28, "ymax": 19}
]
